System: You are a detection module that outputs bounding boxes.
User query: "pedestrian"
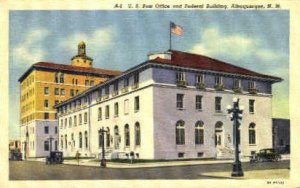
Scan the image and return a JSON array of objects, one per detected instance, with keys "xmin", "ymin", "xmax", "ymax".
[{"xmin": 75, "ymin": 151, "xmax": 81, "ymax": 165}]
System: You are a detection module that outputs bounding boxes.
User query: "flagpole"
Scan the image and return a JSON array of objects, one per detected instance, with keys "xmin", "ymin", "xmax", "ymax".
[{"xmin": 169, "ymin": 21, "xmax": 172, "ymax": 50}]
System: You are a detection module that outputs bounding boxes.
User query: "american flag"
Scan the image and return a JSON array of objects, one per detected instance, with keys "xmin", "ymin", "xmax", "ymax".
[{"xmin": 170, "ymin": 22, "xmax": 183, "ymax": 36}]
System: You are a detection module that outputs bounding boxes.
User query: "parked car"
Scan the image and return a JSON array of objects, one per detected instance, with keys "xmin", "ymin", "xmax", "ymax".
[
  {"xmin": 9, "ymin": 151, "xmax": 23, "ymax": 161},
  {"xmin": 46, "ymin": 151, "xmax": 64, "ymax": 164},
  {"xmin": 250, "ymin": 148, "xmax": 281, "ymax": 163}
]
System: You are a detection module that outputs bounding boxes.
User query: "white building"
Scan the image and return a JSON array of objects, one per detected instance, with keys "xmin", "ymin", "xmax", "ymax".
[{"xmin": 56, "ymin": 50, "xmax": 282, "ymax": 160}]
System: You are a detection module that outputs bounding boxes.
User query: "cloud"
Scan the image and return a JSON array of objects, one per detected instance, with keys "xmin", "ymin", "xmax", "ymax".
[
  {"xmin": 12, "ymin": 28, "xmax": 50, "ymax": 67},
  {"xmin": 59, "ymin": 26, "xmax": 115, "ymax": 57},
  {"xmin": 189, "ymin": 27, "xmax": 284, "ymax": 62}
]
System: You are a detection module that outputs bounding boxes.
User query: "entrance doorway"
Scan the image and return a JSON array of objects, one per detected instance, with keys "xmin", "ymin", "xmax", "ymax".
[{"xmin": 215, "ymin": 121, "xmax": 223, "ymax": 148}]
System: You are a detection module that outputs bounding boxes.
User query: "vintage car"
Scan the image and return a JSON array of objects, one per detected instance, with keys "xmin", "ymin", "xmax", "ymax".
[
  {"xmin": 250, "ymin": 148, "xmax": 281, "ymax": 163},
  {"xmin": 46, "ymin": 151, "xmax": 64, "ymax": 164},
  {"xmin": 9, "ymin": 151, "xmax": 23, "ymax": 161}
]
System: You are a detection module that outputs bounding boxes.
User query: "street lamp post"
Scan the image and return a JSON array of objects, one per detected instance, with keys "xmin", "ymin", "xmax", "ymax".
[
  {"xmin": 227, "ymin": 98, "xmax": 244, "ymax": 177},
  {"xmin": 99, "ymin": 127, "xmax": 107, "ymax": 167}
]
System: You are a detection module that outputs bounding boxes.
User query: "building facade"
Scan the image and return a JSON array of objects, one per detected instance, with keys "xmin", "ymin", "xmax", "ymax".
[
  {"xmin": 56, "ymin": 50, "xmax": 282, "ymax": 160},
  {"xmin": 18, "ymin": 42, "xmax": 121, "ymax": 158}
]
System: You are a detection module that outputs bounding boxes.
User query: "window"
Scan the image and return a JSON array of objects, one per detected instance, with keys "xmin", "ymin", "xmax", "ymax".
[
  {"xmin": 176, "ymin": 94, "xmax": 184, "ymax": 109},
  {"xmin": 198, "ymin": 152, "xmax": 204, "ymax": 157},
  {"xmin": 98, "ymin": 130, "xmax": 103, "ymax": 148},
  {"xmin": 85, "ymin": 131, "xmax": 88, "ymax": 149},
  {"xmin": 124, "ymin": 77, "xmax": 129, "ymax": 87},
  {"xmin": 215, "ymin": 97, "xmax": 222, "ymax": 112},
  {"xmin": 196, "ymin": 74, "xmax": 204, "ymax": 84},
  {"xmin": 176, "ymin": 72, "xmax": 185, "ymax": 81},
  {"xmin": 44, "ymin": 126, "xmax": 49, "ymax": 134},
  {"xmin": 55, "ymin": 126, "xmax": 57, "ymax": 134},
  {"xmin": 44, "ymin": 112, "xmax": 49, "ymax": 119},
  {"xmin": 98, "ymin": 107, "xmax": 102, "ymax": 121},
  {"xmin": 195, "ymin": 121, "xmax": 204, "ymax": 145},
  {"xmin": 79, "ymin": 132, "xmax": 82, "ymax": 148},
  {"xmin": 114, "ymin": 82, "xmax": 118, "ymax": 91},
  {"xmin": 70, "ymin": 89, "xmax": 74, "ymax": 97},
  {"xmin": 55, "ymin": 113, "xmax": 58, "ymax": 119},
  {"xmin": 74, "ymin": 115, "xmax": 77, "ymax": 126},
  {"xmin": 44, "ymin": 141, "xmax": 49, "ymax": 151},
  {"xmin": 64, "ymin": 118, "xmax": 67, "ymax": 129},
  {"xmin": 69, "ymin": 117, "xmax": 72, "ymax": 127},
  {"xmin": 134, "ymin": 96, "xmax": 140, "ymax": 112},
  {"xmin": 135, "ymin": 122, "xmax": 141, "ymax": 146},
  {"xmin": 106, "ymin": 128, "xmax": 110, "ymax": 147},
  {"xmin": 249, "ymin": 99, "xmax": 255, "ymax": 113},
  {"xmin": 84, "ymin": 112, "xmax": 87, "ymax": 124},
  {"xmin": 114, "ymin": 103, "xmax": 119, "ymax": 117},
  {"xmin": 55, "ymin": 88, "xmax": 59, "ymax": 95},
  {"xmin": 90, "ymin": 80, "xmax": 94, "ymax": 86},
  {"xmin": 59, "ymin": 73, "xmax": 64, "ymax": 83},
  {"xmin": 79, "ymin": 114, "xmax": 82, "ymax": 125},
  {"xmin": 65, "ymin": 135, "xmax": 67, "ymax": 149},
  {"xmin": 176, "ymin": 120, "xmax": 185, "ymax": 145},
  {"xmin": 61, "ymin": 89, "xmax": 65, "ymax": 96},
  {"xmin": 249, "ymin": 123, "xmax": 256, "ymax": 144},
  {"xmin": 215, "ymin": 76, "xmax": 223, "ymax": 85},
  {"xmin": 72, "ymin": 78, "xmax": 75, "ymax": 85},
  {"xmin": 114, "ymin": 126, "xmax": 120, "ymax": 149},
  {"xmin": 125, "ymin": 124, "xmax": 130, "ymax": 146},
  {"xmin": 60, "ymin": 120, "xmax": 63, "ymax": 129},
  {"xmin": 76, "ymin": 90, "xmax": 79, "ymax": 95},
  {"xmin": 85, "ymin": 80, "xmax": 89, "ymax": 86},
  {"xmin": 105, "ymin": 105, "xmax": 110, "ymax": 119},
  {"xmin": 178, "ymin": 152, "xmax": 185, "ymax": 158},
  {"xmin": 55, "ymin": 140, "xmax": 58, "ymax": 151},
  {"xmin": 60, "ymin": 135, "xmax": 63, "ymax": 149},
  {"xmin": 55, "ymin": 73, "xmax": 59, "ymax": 83},
  {"xmin": 44, "ymin": 100, "xmax": 49, "ymax": 108},
  {"xmin": 44, "ymin": 87, "xmax": 49, "ymax": 95},
  {"xmin": 248, "ymin": 81, "xmax": 256, "ymax": 89},
  {"xmin": 105, "ymin": 85, "xmax": 109, "ymax": 95},
  {"xmin": 134, "ymin": 73, "xmax": 139, "ymax": 84},
  {"xmin": 195, "ymin": 95, "xmax": 202, "ymax": 110},
  {"xmin": 124, "ymin": 99, "xmax": 129, "ymax": 114},
  {"xmin": 233, "ymin": 79, "xmax": 241, "ymax": 88},
  {"xmin": 55, "ymin": 100, "xmax": 59, "ymax": 105}
]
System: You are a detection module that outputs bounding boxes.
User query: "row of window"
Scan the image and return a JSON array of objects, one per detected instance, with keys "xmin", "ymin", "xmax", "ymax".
[
  {"xmin": 175, "ymin": 120, "xmax": 256, "ymax": 145},
  {"xmin": 61, "ymin": 131, "xmax": 88, "ymax": 150},
  {"xmin": 21, "ymin": 75, "xmax": 34, "ymax": 90},
  {"xmin": 176, "ymin": 94, "xmax": 255, "ymax": 113},
  {"xmin": 21, "ymin": 88, "xmax": 34, "ymax": 102},
  {"xmin": 21, "ymin": 113, "xmax": 35, "ymax": 124},
  {"xmin": 44, "ymin": 126, "xmax": 58, "ymax": 134},
  {"xmin": 60, "ymin": 112, "xmax": 88, "ymax": 129},
  {"xmin": 176, "ymin": 72, "xmax": 257, "ymax": 91},
  {"xmin": 21, "ymin": 101, "xmax": 34, "ymax": 113},
  {"xmin": 98, "ymin": 96, "xmax": 140, "ymax": 120}
]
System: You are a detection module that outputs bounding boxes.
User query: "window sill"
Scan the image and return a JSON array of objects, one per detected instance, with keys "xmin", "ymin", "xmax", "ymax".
[
  {"xmin": 249, "ymin": 144, "xmax": 257, "ymax": 146},
  {"xmin": 114, "ymin": 115, "xmax": 119, "ymax": 118},
  {"xmin": 196, "ymin": 109, "xmax": 203, "ymax": 112},
  {"xmin": 249, "ymin": 112, "xmax": 255, "ymax": 115},
  {"xmin": 134, "ymin": 110, "xmax": 139, "ymax": 113},
  {"xmin": 177, "ymin": 108, "xmax": 185, "ymax": 111}
]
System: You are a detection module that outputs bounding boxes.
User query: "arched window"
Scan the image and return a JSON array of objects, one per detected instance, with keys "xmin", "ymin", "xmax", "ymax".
[
  {"xmin": 106, "ymin": 127, "xmax": 110, "ymax": 147},
  {"xmin": 125, "ymin": 124, "xmax": 130, "ymax": 146},
  {"xmin": 71, "ymin": 133, "xmax": 75, "ymax": 148},
  {"xmin": 79, "ymin": 132, "xmax": 82, "ymax": 148},
  {"xmin": 176, "ymin": 120, "xmax": 185, "ymax": 145},
  {"xmin": 249, "ymin": 123, "xmax": 256, "ymax": 144},
  {"xmin": 114, "ymin": 126, "xmax": 119, "ymax": 149},
  {"xmin": 135, "ymin": 122, "xmax": 141, "ymax": 146},
  {"xmin": 84, "ymin": 131, "xmax": 88, "ymax": 149},
  {"xmin": 195, "ymin": 121, "xmax": 204, "ymax": 145},
  {"xmin": 60, "ymin": 73, "xmax": 64, "ymax": 83}
]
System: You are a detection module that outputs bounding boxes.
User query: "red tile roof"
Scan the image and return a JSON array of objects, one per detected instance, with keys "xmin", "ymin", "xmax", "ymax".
[
  {"xmin": 150, "ymin": 50, "xmax": 282, "ymax": 81},
  {"xmin": 19, "ymin": 62, "xmax": 121, "ymax": 82}
]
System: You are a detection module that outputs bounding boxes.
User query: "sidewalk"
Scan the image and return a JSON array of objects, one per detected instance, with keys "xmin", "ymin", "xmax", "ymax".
[
  {"xmin": 27, "ymin": 154, "xmax": 290, "ymax": 169},
  {"xmin": 200, "ymin": 169, "xmax": 290, "ymax": 179}
]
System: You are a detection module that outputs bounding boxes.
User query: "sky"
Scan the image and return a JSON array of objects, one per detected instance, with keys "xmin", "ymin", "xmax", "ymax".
[{"xmin": 9, "ymin": 10, "xmax": 289, "ymax": 139}]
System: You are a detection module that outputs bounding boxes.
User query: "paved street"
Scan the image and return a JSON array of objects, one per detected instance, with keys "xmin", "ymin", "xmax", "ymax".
[{"xmin": 9, "ymin": 160, "xmax": 289, "ymax": 180}]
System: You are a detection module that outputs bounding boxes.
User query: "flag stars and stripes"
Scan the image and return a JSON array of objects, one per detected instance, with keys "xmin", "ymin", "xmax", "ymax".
[{"xmin": 170, "ymin": 22, "xmax": 183, "ymax": 36}]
